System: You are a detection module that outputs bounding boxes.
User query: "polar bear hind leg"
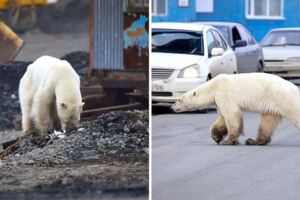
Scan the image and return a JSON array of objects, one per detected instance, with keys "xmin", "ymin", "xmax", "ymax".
[
  {"xmin": 19, "ymin": 73, "xmax": 34, "ymax": 134},
  {"xmin": 245, "ymin": 113, "xmax": 282, "ymax": 145}
]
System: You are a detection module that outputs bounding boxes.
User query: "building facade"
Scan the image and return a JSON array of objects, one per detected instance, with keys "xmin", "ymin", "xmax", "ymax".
[{"xmin": 152, "ymin": 0, "xmax": 300, "ymax": 41}]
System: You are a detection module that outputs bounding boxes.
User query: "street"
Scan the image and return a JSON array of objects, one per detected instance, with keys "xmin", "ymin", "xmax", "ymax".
[{"xmin": 152, "ymin": 109, "xmax": 300, "ymax": 200}]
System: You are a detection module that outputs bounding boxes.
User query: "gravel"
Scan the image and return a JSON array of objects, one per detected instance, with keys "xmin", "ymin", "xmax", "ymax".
[{"xmin": 2, "ymin": 110, "xmax": 149, "ymax": 167}]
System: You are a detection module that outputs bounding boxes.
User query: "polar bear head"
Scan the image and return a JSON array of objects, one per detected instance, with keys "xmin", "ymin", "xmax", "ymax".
[
  {"xmin": 171, "ymin": 82, "xmax": 215, "ymax": 113},
  {"xmin": 57, "ymin": 101, "xmax": 84, "ymax": 130},
  {"xmin": 171, "ymin": 89, "xmax": 201, "ymax": 113}
]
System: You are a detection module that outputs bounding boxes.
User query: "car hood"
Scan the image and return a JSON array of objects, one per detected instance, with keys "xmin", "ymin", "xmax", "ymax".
[
  {"xmin": 151, "ymin": 53, "xmax": 203, "ymax": 69},
  {"xmin": 262, "ymin": 46, "xmax": 300, "ymax": 60}
]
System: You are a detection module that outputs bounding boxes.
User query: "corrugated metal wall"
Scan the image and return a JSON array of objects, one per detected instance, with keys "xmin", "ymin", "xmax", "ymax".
[{"xmin": 93, "ymin": 0, "xmax": 123, "ymax": 70}]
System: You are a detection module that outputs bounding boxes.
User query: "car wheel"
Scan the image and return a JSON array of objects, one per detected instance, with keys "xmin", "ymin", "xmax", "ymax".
[
  {"xmin": 206, "ymin": 74, "xmax": 212, "ymax": 81},
  {"xmin": 256, "ymin": 62, "xmax": 263, "ymax": 72}
]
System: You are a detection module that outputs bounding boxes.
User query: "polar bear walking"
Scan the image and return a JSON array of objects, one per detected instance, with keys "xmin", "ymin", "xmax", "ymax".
[
  {"xmin": 172, "ymin": 73, "xmax": 300, "ymax": 145},
  {"xmin": 19, "ymin": 56, "xmax": 84, "ymax": 138}
]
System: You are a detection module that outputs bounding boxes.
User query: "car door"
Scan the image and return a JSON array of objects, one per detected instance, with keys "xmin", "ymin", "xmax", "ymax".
[
  {"xmin": 231, "ymin": 26, "xmax": 249, "ymax": 73},
  {"xmin": 236, "ymin": 25, "xmax": 260, "ymax": 72},
  {"xmin": 212, "ymin": 30, "xmax": 236, "ymax": 74},
  {"xmin": 206, "ymin": 30, "xmax": 223, "ymax": 77}
]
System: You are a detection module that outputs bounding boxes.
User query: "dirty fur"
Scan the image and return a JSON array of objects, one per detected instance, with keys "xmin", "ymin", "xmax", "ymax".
[
  {"xmin": 172, "ymin": 73, "xmax": 300, "ymax": 145},
  {"xmin": 19, "ymin": 56, "xmax": 84, "ymax": 138}
]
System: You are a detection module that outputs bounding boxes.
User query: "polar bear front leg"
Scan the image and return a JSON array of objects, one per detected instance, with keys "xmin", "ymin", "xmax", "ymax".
[
  {"xmin": 245, "ymin": 114, "xmax": 282, "ymax": 145},
  {"xmin": 219, "ymin": 111, "xmax": 243, "ymax": 145},
  {"xmin": 210, "ymin": 112, "xmax": 228, "ymax": 144},
  {"xmin": 31, "ymin": 89, "xmax": 52, "ymax": 137}
]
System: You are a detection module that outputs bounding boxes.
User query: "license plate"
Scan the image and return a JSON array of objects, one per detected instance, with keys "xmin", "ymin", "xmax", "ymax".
[{"xmin": 152, "ymin": 83, "xmax": 164, "ymax": 92}]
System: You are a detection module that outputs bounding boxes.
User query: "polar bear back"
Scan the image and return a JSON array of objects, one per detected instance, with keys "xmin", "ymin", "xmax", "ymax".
[
  {"xmin": 214, "ymin": 73, "xmax": 300, "ymax": 114},
  {"xmin": 29, "ymin": 56, "xmax": 79, "ymax": 91}
]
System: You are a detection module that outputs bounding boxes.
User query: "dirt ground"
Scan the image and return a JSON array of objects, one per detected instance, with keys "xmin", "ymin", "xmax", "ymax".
[
  {"xmin": 0, "ymin": 159, "xmax": 148, "ymax": 200},
  {"xmin": 15, "ymin": 28, "xmax": 89, "ymax": 61}
]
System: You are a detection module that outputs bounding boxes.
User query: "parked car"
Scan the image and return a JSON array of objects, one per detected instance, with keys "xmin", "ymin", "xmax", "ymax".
[
  {"xmin": 261, "ymin": 28, "xmax": 300, "ymax": 77},
  {"xmin": 152, "ymin": 22, "xmax": 237, "ymax": 103},
  {"xmin": 195, "ymin": 22, "xmax": 264, "ymax": 73}
]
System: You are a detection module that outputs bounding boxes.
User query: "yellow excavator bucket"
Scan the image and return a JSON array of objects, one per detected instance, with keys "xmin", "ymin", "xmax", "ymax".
[
  {"xmin": 0, "ymin": 0, "xmax": 48, "ymax": 9},
  {"xmin": 0, "ymin": 21, "xmax": 24, "ymax": 63}
]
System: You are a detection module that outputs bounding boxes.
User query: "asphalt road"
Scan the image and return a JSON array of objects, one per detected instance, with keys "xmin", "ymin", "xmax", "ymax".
[{"xmin": 152, "ymin": 110, "xmax": 300, "ymax": 200}]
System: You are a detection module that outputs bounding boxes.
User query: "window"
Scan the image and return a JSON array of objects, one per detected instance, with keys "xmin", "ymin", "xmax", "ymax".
[
  {"xmin": 238, "ymin": 26, "xmax": 257, "ymax": 45},
  {"xmin": 212, "ymin": 31, "xmax": 228, "ymax": 51},
  {"xmin": 152, "ymin": 31, "xmax": 204, "ymax": 55},
  {"xmin": 152, "ymin": 0, "xmax": 167, "ymax": 16},
  {"xmin": 246, "ymin": 0, "xmax": 284, "ymax": 19},
  {"xmin": 196, "ymin": 0, "xmax": 214, "ymax": 13},
  {"xmin": 206, "ymin": 31, "xmax": 215, "ymax": 55},
  {"xmin": 178, "ymin": 0, "xmax": 189, "ymax": 7}
]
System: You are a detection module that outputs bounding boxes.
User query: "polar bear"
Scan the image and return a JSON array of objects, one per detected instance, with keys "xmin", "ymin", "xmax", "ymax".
[
  {"xmin": 172, "ymin": 73, "xmax": 300, "ymax": 145},
  {"xmin": 19, "ymin": 56, "xmax": 84, "ymax": 138}
]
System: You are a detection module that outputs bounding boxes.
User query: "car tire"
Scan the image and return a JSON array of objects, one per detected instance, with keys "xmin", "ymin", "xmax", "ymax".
[{"xmin": 256, "ymin": 62, "xmax": 263, "ymax": 72}]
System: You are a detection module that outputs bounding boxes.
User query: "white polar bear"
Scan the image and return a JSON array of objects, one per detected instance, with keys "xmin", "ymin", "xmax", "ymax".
[
  {"xmin": 172, "ymin": 73, "xmax": 300, "ymax": 145},
  {"xmin": 19, "ymin": 56, "xmax": 84, "ymax": 138}
]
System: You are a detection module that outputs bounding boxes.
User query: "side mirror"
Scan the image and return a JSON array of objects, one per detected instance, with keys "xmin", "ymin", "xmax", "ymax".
[
  {"xmin": 234, "ymin": 40, "xmax": 247, "ymax": 48},
  {"xmin": 211, "ymin": 48, "xmax": 224, "ymax": 57}
]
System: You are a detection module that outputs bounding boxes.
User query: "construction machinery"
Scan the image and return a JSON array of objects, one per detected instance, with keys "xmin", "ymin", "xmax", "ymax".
[{"xmin": 0, "ymin": 0, "xmax": 50, "ymax": 31}]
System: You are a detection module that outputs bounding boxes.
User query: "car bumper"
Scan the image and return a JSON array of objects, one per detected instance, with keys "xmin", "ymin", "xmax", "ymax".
[
  {"xmin": 264, "ymin": 61, "xmax": 300, "ymax": 72},
  {"xmin": 152, "ymin": 77, "xmax": 207, "ymax": 103}
]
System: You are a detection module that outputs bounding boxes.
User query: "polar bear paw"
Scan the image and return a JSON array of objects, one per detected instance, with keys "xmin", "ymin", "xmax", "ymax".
[
  {"xmin": 245, "ymin": 138, "xmax": 270, "ymax": 145},
  {"xmin": 219, "ymin": 139, "xmax": 239, "ymax": 145}
]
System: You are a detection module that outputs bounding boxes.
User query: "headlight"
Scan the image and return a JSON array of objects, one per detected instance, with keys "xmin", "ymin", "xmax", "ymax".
[
  {"xmin": 178, "ymin": 64, "xmax": 200, "ymax": 78},
  {"xmin": 287, "ymin": 57, "xmax": 300, "ymax": 63}
]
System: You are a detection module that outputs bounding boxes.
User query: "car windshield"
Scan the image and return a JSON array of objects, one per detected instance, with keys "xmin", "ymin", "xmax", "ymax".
[
  {"xmin": 262, "ymin": 30, "xmax": 300, "ymax": 46},
  {"xmin": 152, "ymin": 30, "xmax": 204, "ymax": 55},
  {"xmin": 212, "ymin": 26, "xmax": 230, "ymax": 43}
]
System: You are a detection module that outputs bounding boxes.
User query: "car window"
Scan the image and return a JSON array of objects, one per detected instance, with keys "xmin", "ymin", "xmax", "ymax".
[
  {"xmin": 152, "ymin": 31, "xmax": 204, "ymax": 55},
  {"xmin": 232, "ymin": 26, "xmax": 242, "ymax": 44},
  {"xmin": 212, "ymin": 26, "xmax": 230, "ymax": 44},
  {"xmin": 212, "ymin": 30, "xmax": 228, "ymax": 51},
  {"xmin": 261, "ymin": 30, "xmax": 300, "ymax": 46},
  {"xmin": 237, "ymin": 25, "xmax": 252, "ymax": 45},
  {"xmin": 206, "ymin": 31, "xmax": 215, "ymax": 55}
]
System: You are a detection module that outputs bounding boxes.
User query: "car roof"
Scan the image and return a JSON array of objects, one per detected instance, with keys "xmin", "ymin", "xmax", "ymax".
[
  {"xmin": 152, "ymin": 22, "xmax": 207, "ymax": 32},
  {"xmin": 193, "ymin": 21, "xmax": 242, "ymax": 27},
  {"xmin": 269, "ymin": 27, "xmax": 300, "ymax": 32}
]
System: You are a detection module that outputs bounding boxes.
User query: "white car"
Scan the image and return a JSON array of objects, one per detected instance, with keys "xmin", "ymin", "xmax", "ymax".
[
  {"xmin": 261, "ymin": 28, "xmax": 300, "ymax": 77},
  {"xmin": 152, "ymin": 22, "xmax": 237, "ymax": 103}
]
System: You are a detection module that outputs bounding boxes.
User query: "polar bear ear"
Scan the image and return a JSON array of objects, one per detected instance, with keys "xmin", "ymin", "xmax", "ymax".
[{"xmin": 61, "ymin": 102, "xmax": 67, "ymax": 109}]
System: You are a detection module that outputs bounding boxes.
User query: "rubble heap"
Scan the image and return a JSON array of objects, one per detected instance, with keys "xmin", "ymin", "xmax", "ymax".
[{"xmin": 2, "ymin": 110, "xmax": 149, "ymax": 167}]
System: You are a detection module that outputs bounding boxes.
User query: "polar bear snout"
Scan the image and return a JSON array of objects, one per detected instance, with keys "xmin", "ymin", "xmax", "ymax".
[{"xmin": 171, "ymin": 103, "xmax": 181, "ymax": 113}]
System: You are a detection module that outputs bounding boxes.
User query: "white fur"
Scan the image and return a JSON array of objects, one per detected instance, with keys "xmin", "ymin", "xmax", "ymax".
[
  {"xmin": 173, "ymin": 73, "xmax": 300, "ymax": 144},
  {"xmin": 19, "ymin": 56, "xmax": 83, "ymax": 136}
]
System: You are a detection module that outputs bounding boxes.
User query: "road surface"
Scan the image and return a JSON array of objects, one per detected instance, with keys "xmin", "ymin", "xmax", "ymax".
[{"xmin": 152, "ymin": 110, "xmax": 300, "ymax": 200}]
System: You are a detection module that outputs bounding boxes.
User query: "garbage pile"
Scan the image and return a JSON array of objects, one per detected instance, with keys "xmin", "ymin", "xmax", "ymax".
[
  {"xmin": 0, "ymin": 51, "xmax": 89, "ymax": 131},
  {"xmin": 1, "ymin": 110, "xmax": 149, "ymax": 167}
]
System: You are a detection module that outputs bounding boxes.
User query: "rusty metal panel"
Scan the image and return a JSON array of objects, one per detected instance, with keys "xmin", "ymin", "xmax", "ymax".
[
  {"xmin": 93, "ymin": 0, "xmax": 123, "ymax": 70},
  {"xmin": 0, "ymin": 21, "xmax": 24, "ymax": 63},
  {"xmin": 123, "ymin": 12, "xmax": 149, "ymax": 71}
]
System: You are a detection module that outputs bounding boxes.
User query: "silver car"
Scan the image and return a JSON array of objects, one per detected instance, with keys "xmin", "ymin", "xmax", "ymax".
[
  {"xmin": 261, "ymin": 28, "xmax": 300, "ymax": 78},
  {"xmin": 195, "ymin": 22, "xmax": 264, "ymax": 73}
]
